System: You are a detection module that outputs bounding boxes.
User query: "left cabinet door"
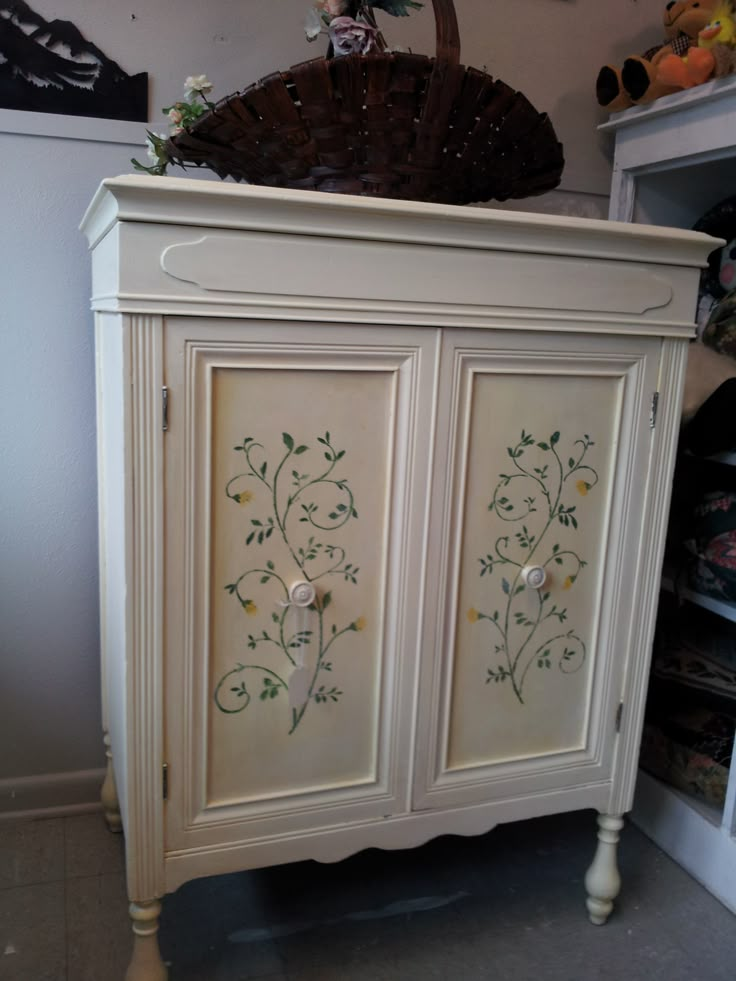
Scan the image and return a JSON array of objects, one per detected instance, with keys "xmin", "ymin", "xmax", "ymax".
[{"xmin": 163, "ymin": 318, "xmax": 437, "ymax": 859}]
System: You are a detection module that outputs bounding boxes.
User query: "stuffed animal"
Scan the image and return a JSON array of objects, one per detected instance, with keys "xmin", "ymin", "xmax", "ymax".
[
  {"xmin": 596, "ymin": 0, "xmax": 720, "ymax": 111},
  {"xmin": 657, "ymin": 2, "xmax": 736, "ymax": 90}
]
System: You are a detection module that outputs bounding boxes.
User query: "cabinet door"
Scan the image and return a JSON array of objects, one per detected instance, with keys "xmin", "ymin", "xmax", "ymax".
[
  {"xmin": 414, "ymin": 328, "xmax": 662, "ymax": 812},
  {"xmin": 164, "ymin": 319, "xmax": 436, "ymax": 855}
]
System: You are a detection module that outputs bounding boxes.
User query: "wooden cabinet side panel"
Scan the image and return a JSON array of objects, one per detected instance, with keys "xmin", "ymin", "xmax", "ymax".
[{"xmin": 95, "ymin": 314, "xmax": 129, "ymax": 819}]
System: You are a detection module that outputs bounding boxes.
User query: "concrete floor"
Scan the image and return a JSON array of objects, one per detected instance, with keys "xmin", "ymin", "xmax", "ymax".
[{"xmin": 1, "ymin": 808, "xmax": 734, "ymax": 980}]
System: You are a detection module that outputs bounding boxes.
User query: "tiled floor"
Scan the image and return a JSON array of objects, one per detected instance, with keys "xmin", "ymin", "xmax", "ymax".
[{"xmin": 1, "ymin": 808, "xmax": 734, "ymax": 980}]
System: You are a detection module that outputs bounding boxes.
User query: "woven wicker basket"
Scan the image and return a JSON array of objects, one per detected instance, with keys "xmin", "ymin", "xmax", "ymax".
[{"xmin": 166, "ymin": 0, "xmax": 564, "ymax": 205}]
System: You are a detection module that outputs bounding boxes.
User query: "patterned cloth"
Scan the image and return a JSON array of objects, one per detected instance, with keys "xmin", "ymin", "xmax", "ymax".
[
  {"xmin": 642, "ymin": 32, "xmax": 695, "ymax": 63},
  {"xmin": 684, "ymin": 491, "xmax": 736, "ymax": 604},
  {"xmin": 640, "ymin": 706, "xmax": 734, "ymax": 807}
]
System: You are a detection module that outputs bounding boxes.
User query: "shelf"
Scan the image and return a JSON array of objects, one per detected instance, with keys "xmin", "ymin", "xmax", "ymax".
[
  {"xmin": 706, "ymin": 451, "xmax": 736, "ymax": 468},
  {"xmin": 661, "ymin": 575, "xmax": 736, "ymax": 624},
  {"xmin": 631, "ymin": 770, "xmax": 736, "ymax": 914}
]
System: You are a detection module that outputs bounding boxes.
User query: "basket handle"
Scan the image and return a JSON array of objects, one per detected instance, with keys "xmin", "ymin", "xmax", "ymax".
[
  {"xmin": 431, "ymin": 0, "xmax": 460, "ymax": 65},
  {"xmin": 365, "ymin": 1, "xmax": 460, "ymax": 64}
]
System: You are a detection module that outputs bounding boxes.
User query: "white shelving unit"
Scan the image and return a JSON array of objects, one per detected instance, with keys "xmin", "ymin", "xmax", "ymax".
[{"xmin": 602, "ymin": 78, "xmax": 736, "ymax": 914}]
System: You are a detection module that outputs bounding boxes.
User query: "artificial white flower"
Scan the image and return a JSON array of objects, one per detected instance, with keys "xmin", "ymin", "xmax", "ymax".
[
  {"xmin": 146, "ymin": 132, "xmax": 168, "ymax": 164},
  {"xmin": 304, "ymin": 7, "xmax": 323, "ymax": 41},
  {"xmin": 184, "ymin": 74, "xmax": 213, "ymax": 99},
  {"xmin": 168, "ymin": 107, "xmax": 183, "ymax": 124}
]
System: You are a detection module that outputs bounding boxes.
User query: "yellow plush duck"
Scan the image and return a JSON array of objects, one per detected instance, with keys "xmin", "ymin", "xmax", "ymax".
[{"xmin": 658, "ymin": 1, "xmax": 736, "ymax": 89}]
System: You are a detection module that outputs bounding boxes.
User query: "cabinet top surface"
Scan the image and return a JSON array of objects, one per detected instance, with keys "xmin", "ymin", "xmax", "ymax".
[
  {"xmin": 598, "ymin": 74, "xmax": 736, "ymax": 135},
  {"xmin": 81, "ymin": 174, "xmax": 716, "ymax": 268}
]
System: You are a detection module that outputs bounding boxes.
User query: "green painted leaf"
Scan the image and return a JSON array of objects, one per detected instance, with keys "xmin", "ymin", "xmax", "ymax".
[
  {"xmin": 502, "ymin": 578, "xmax": 510, "ymax": 595},
  {"xmin": 551, "ymin": 432, "xmax": 560, "ymax": 445},
  {"xmin": 282, "ymin": 432, "xmax": 294, "ymax": 450},
  {"xmin": 322, "ymin": 591, "xmax": 332, "ymax": 610},
  {"xmin": 537, "ymin": 442, "xmax": 550, "ymax": 451},
  {"xmin": 294, "ymin": 445, "xmax": 308, "ymax": 455}
]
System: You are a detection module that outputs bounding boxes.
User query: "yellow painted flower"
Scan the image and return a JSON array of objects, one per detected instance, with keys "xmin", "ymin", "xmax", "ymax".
[
  {"xmin": 467, "ymin": 607, "xmax": 480, "ymax": 623},
  {"xmin": 353, "ymin": 616, "xmax": 367, "ymax": 632},
  {"xmin": 576, "ymin": 480, "xmax": 589, "ymax": 496},
  {"xmin": 563, "ymin": 576, "xmax": 574, "ymax": 590},
  {"xmin": 243, "ymin": 600, "xmax": 257, "ymax": 616},
  {"xmin": 236, "ymin": 490, "xmax": 254, "ymax": 505}
]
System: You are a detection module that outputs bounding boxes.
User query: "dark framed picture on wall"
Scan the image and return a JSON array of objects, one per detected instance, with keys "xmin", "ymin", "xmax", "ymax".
[{"xmin": 0, "ymin": 1, "xmax": 147, "ymax": 121}]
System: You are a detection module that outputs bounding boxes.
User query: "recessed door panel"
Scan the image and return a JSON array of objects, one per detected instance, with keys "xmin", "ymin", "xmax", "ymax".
[
  {"xmin": 208, "ymin": 365, "xmax": 390, "ymax": 802},
  {"xmin": 449, "ymin": 371, "xmax": 620, "ymax": 769}
]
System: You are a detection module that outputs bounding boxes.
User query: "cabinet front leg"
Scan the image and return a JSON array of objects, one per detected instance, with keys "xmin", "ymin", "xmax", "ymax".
[
  {"xmin": 584, "ymin": 813, "xmax": 624, "ymax": 925},
  {"xmin": 101, "ymin": 731, "xmax": 122, "ymax": 833},
  {"xmin": 125, "ymin": 901, "xmax": 167, "ymax": 981}
]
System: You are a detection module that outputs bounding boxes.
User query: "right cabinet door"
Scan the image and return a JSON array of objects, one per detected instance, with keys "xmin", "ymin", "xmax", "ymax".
[{"xmin": 414, "ymin": 328, "xmax": 663, "ymax": 811}]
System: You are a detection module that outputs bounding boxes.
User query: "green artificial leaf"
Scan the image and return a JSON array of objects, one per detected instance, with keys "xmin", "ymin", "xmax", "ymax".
[{"xmin": 372, "ymin": 0, "xmax": 423, "ymax": 14}]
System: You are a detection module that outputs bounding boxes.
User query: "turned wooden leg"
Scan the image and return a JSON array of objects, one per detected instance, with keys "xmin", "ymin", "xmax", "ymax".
[
  {"xmin": 585, "ymin": 813, "xmax": 624, "ymax": 925},
  {"xmin": 125, "ymin": 900, "xmax": 167, "ymax": 981},
  {"xmin": 101, "ymin": 731, "xmax": 122, "ymax": 833}
]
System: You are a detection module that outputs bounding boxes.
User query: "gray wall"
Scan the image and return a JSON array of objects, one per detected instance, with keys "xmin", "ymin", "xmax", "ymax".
[{"xmin": 0, "ymin": 0, "xmax": 652, "ymax": 814}]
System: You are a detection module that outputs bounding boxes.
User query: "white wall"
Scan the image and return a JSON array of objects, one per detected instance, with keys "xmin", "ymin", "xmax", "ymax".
[{"xmin": 0, "ymin": 0, "xmax": 653, "ymax": 813}]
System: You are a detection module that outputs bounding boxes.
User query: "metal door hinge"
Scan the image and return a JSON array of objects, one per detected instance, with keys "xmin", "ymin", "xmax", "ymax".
[
  {"xmin": 162, "ymin": 763, "xmax": 169, "ymax": 800},
  {"xmin": 615, "ymin": 702, "xmax": 624, "ymax": 734},
  {"xmin": 649, "ymin": 392, "xmax": 659, "ymax": 430},
  {"xmin": 162, "ymin": 386, "xmax": 169, "ymax": 432}
]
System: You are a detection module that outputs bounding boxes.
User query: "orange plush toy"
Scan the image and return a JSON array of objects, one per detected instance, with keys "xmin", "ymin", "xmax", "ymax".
[
  {"xmin": 657, "ymin": 1, "xmax": 736, "ymax": 90},
  {"xmin": 597, "ymin": 0, "xmax": 720, "ymax": 111}
]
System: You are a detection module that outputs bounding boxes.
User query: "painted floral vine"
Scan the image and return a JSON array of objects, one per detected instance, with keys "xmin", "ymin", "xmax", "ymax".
[
  {"xmin": 214, "ymin": 431, "xmax": 364, "ymax": 734},
  {"xmin": 467, "ymin": 429, "xmax": 598, "ymax": 704}
]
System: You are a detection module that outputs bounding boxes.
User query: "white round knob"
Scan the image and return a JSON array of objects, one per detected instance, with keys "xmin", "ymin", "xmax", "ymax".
[
  {"xmin": 521, "ymin": 566, "xmax": 546, "ymax": 589},
  {"xmin": 289, "ymin": 581, "xmax": 316, "ymax": 607}
]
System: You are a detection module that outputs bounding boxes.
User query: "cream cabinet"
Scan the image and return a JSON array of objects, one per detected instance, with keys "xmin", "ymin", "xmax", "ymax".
[{"xmin": 81, "ymin": 175, "xmax": 715, "ymax": 980}]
